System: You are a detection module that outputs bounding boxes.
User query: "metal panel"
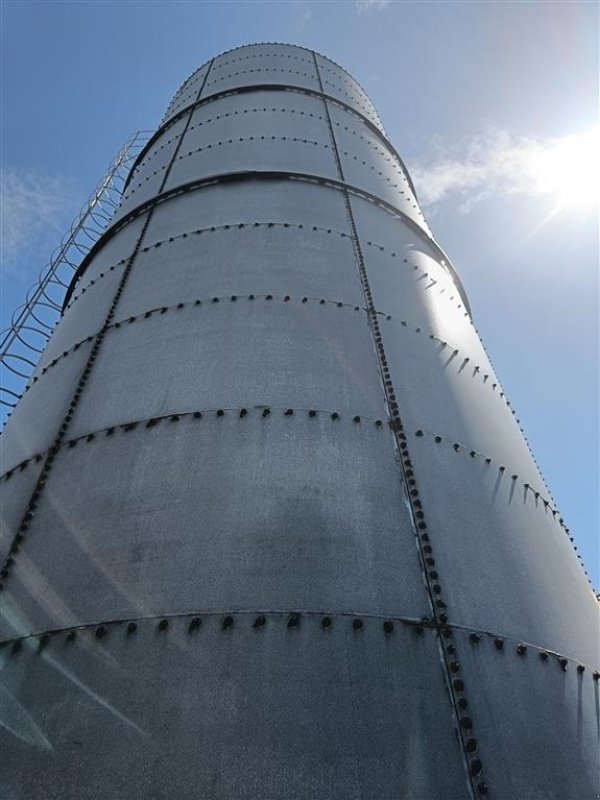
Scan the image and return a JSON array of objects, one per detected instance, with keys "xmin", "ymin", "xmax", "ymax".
[
  {"xmin": 407, "ymin": 434, "xmax": 598, "ymax": 665},
  {"xmin": 0, "ymin": 414, "xmax": 429, "ymax": 636},
  {"xmin": 380, "ymin": 319, "xmax": 546, "ymax": 487},
  {"xmin": 165, "ymin": 134, "xmax": 338, "ymax": 192},
  {"xmin": 39, "ymin": 268, "xmax": 121, "ymax": 369},
  {"xmin": 0, "ymin": 342, "xmax": 92, "ymax": 472},
  {"xmin": 329, "ymin": 104, "xmax": 430, "ymax": 234},
  {"xmin": 70, "ymin": 213, "xmax": 147, "ymax": 290},
  {"xmin": 116, "ymin": 225, "xmax": 364, "ymax": 316},
  {"xmin": 451, "ymin": 627, "xmax": 600, "ymax": 799},
  {"xmin": 0, "ymin": 621, "xmax": 468, "ymax": 800},
  {"xmin": 0, "ymin": 461, "xmax": 44, "ymax": 562},
  {"xmin": 68, "ymin": 300, "xmax": 387, "ymax": 435},
  {"xmin": 163, "ymin": 63, "xmax": 211, "ymax": 123},
  {"xmin": 315, "ymin": 52, "xmax": 383, "ymax": 132},
  {"xmin": 116, "ymin": 116, "xmax": 190, "ymax": 220},
  {"xmin": 141, "ymin": 179, "xmax": 351, "ymax": 245},
  {"xmin": 183, "ymin": 90, "xmax": 331, "ymax": 153}
]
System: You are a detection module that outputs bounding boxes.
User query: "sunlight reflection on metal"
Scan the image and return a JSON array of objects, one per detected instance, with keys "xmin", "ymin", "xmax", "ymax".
[{"xmin": 0, "ymin": 683, "xmax": 53, "ymax": 750}]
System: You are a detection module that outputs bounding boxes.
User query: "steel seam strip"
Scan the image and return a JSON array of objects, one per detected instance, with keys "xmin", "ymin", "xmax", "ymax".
[
  {"xmin": 2, "ymin": 611, "xmax": 596, "ymax": 674},
  {"xmin": 0, "ymin": 60, "xmax": 216, "ymax": 591},
  {"xmin": 313, "ymin": 52, "xmax": 485, "ymax": 799},
  {"xmin": 63, "ymin": 170, "xmax": 469, "ymax": 313},
  {"xmin": 124, "ymin": 84, "xmax": 408, "ymax": 194}
]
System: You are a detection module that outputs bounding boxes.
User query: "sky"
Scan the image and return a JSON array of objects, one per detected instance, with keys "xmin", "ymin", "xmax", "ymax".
[{"xmin": 1, "ymin": 0, "xmax": 598, "ymax": 585}]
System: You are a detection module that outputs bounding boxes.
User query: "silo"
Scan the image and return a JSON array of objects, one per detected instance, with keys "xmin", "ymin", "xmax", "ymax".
[{"xmin": 1, "ymin": 43, "xmax": 598, "ymax": 799}]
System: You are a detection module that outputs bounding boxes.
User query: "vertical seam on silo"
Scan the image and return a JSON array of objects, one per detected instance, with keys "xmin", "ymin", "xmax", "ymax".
[
  {"xmin": 312, "ymin": 50, "xmax": 486, "ymax": 800},
  {"xmin": 0, "ymin": 64, "xmax": 216, "ymax": 590}
]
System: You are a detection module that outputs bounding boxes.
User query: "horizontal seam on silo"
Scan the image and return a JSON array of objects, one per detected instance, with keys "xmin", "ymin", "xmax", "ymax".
[
  {"xmin": 2, "ymin": 612, "xmax": 595, "ymax": 675},
  {"xmin": 128, "ymin": 85, "xmax": 401, "ymax": 193},
  {"xmin": 63, "ymin": 226, "xmax": 464, "ymax": 321},
  {"xmin": 0, "ymin": 405, "xmax": 388, "ymax": 486},
  {"xmin": 123, "ymin": 137, "xmax": 424, "ymax": 224},
  {"xmin": 63, "ymin": 171, "xmax": 466, "ymax": 312},
  {"xmin": 132, "ymin": 109, "xmax": 411, "ymax": 199},
  {"xmin": 21, "ymin": 300, "xmax": 497, "ymax": 409}
]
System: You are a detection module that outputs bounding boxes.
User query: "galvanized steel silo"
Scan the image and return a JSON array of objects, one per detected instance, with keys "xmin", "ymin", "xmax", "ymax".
[{"xmin": 1, "ymin": 43, "xmax": 598, "ymax": 800}]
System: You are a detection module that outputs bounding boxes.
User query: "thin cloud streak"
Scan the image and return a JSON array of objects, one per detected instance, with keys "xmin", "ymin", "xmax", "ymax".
[
  {"xmin": 0, "ymin": 167, "xmax": 78, "ymax": 274},
  {"xmin": 409, "ymin": 128, "xmax": 596, "ymax": 213},
  {"xmin": 355, "ymin": 0, "xmax": 390, "ymax": 15}
]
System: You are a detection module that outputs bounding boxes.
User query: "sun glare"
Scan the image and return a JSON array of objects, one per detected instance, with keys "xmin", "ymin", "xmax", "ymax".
[{"xmin": 528, "ymin": 128, "xmax": 600, "ymax": 211}]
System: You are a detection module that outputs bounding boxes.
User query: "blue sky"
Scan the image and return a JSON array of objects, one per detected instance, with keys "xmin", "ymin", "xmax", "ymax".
[{"xmin": 1, "ymin": 0, "xmax": 598, "ymax": 585}]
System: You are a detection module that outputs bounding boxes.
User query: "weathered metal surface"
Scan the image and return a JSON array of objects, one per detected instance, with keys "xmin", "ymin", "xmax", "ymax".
[{"xmin": 1, "ymin": 43, "xmax": 598, "ymax": 800}]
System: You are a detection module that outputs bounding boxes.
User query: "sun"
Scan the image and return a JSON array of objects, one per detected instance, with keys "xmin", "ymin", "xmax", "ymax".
[{"xmin": 528, "ymin": 127, "xmax": 600, "ymax": 211}]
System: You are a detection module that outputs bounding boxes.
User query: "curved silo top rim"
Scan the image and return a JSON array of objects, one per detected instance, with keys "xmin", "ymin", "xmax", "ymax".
[{"xmin": 166, "ymin": 42, "xmax": 378, "ymax": 125}]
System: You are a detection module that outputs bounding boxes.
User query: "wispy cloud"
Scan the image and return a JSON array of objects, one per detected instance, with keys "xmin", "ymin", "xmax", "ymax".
[
  {"xmin": 293, "ymin": 2, "xmax": 312, "ymax": 33},
  {"xmin": 355, "ymin": 0, "xmax": 389, "ymax": 15},
  {"xmin": 1, "ymin": 167, "xmax": 79, "ymax": 275},
  {"xmin": 409, "ymin": 128, "xmax": 598, "ymax": 213}
]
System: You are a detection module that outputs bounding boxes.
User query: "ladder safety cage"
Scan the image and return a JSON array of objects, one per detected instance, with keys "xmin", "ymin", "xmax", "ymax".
[{"xmin": 0, "ymin": 130, "xmax": 152, "ymax": 424}]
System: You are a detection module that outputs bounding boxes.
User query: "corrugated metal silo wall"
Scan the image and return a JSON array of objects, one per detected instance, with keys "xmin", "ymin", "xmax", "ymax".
[{"xmin": 1, "ymin": 44, "xmax": 598, "ymax": 800}]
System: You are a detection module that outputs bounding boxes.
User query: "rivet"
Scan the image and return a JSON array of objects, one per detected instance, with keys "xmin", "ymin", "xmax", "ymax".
[
  {"xmin": 231, "ymin": 295, "xmax": 237, "ymax": 301},
  {"xmin": 321, "ymin": 616, "xmax": 332, "ymax": 628},
  {"xmin": 66, "ymin": 630, "xmax": 77, "ymax": 642},
  {"xmin": 375, "ymin": 420, "xmax": 383, "ymax": 427},
  {"xmin": 127, "ymin": 622, "xmax": 137, "ymax": 634},
  {"xmin": 309, "ymin": 410, "xmax": 317, "ymax": 417},
  {"xmin": 434, "ymin": 436, "xmax": 442, "ymax": 443},
  {"xmin": 262, "ymin": 408, "xmax": 271, "ymax": 417},
  {"xmin": 170, "ymin": 415, "xmax": 179, "ymax": 422},
  {"xmin": 331, "ymin": 412, "xmax": 339, "ymax": 420},
  {"xmin": 470, "ymin": 759, "xmax": 483, "ymax": 776},
  {"xmin": 158, "ymin": 619, "xmax": 169, "ymax": 631},
  {"xmin": 95, "ymin": 625, "xmax": 107, "ymax": 638},
  {"xmin": 287, "ymin": 614, "xmax": 300, "ymax": 628},
  {"xmin": 266, "ymin": 294, "xmax": 273, "ymax": 300},
  {"xmin": 216, "ymin": 409, "xmax": 224, "ymax": 417},
  {"xmin": 516, "ymin": 644, "xmax": 527, "ymax": 655},
  {"xmin": 477, "ymin": 781, "xmax": 488, "ymax": 795},
  {"xmin": 193, "ymin": 411, "xmax": 202, "ymax": 419},
  {"xmin": 189, "ymin": 617, "xmax": 202, "ymax": 631},
  {"xmin": 577, "ymin": 664, "xmax": 585, "ymax": 674},
  {"xmin": 253, "ymin": 615, "xmax": 266, "ymax": 628},
  {"xmin": 11, "ymin": 640, "xmax": 22, "ymax": 654},
  {"xmin": 558, "ymin": 657, "xmax": 568, "ymax": 670},
  {"xmin": 284, "ymin": 408, "xmax": 294, "ymax": 416},
  {"xmin": 383, "ymin": 620, "xmax": 394, "ymax": 633},
  {"xmin": 540, "ymin": 651, "xmax": 549, "ymax": 661},
  {"xmin": 460, "ymin": 716, "xmax": 473, "ymax": 729},
  {"xmin": 470, "ymin": 633, "xmax": 481, "ymax": 644},
  {"xmin": 453, "ymin": 678, "xmax": 464, "ymax": 691},
  {"xmin": 352, "ymin": 618, "xmax": 364, "ymax": 631},
  {"xmin": 494, "ymin": 638, "xmax": 504, "ymax": 650},
  {"xmin": 222, "ymin": 615, "xmax": 234, "ymax": 630},
  {"xmin": 450, "ymin": 661, "xmax": 461, "ymax": 673}
]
